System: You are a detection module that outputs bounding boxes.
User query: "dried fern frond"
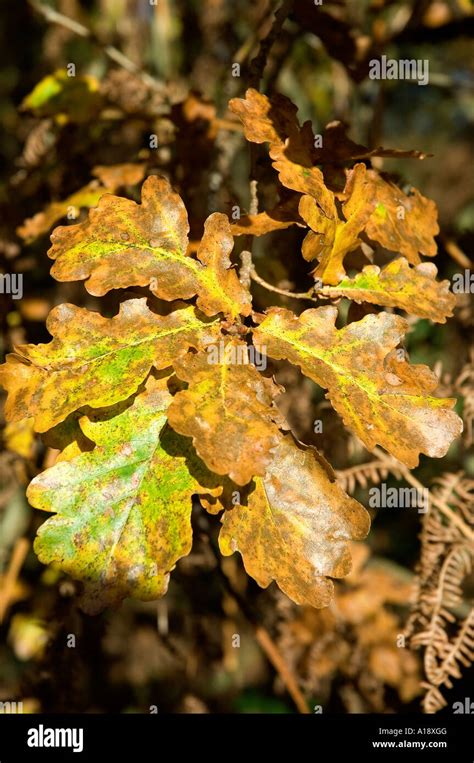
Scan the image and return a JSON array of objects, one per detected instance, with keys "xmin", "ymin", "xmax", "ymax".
[
  {"xmin": 405, "ymin": 472, "xmax": 474, "ymax": 713},
  {"xmin": 455, "ymin": 349, "xmax": 474, "ymax": 447},
  {"xmin": 336, "ymin": 458, "xmax": 404, "ymax": 494}
]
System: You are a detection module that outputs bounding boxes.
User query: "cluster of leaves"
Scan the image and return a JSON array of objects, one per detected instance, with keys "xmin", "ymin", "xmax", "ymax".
[{"xmin": 0, "ymin": 88, "xmax": 463, "ymax": 615}]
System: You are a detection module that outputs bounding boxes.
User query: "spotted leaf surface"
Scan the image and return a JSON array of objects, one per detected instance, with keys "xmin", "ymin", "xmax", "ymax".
[
  {"xmin": 254, "ymin": 307, "xmax": 462, "ymax": 467},
  {"xmin": 0, "ymin": 299, "xmax": 219, "ymax": 432},
  {"xmin": 27, "ymin": 379, "xmax": 219, "ymax": 614},
  {"xmin": 48, "ymin": 175, "xmax": 250, "ymax": 319},
  {"xmin": 365, "ymin": 171, "xmax": 439, "ymax": 262},
  {"xmin": 168, "ymin": 341, "xmax": 285, "ymax": 485},
  {"xmin": 322, "ymin": 259, "xmax": 456, "ymax": 323},
  {"xmin": 219, "ymin": 435, "xmax": 370, "ymax": 607}
]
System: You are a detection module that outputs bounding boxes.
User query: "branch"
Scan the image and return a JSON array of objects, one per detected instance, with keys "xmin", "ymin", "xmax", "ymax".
[
  {"xmin": 0, "ymin": 537, "xmax": 30, "ymax": 623},
  {"xmin": 248, "ymin": 0, "xmax": 295, "ymax": 89},
  {"xmin": 28, "ymin": 0, "xmax": 165, "ymax": 93},
  {"xmin": 250, "ymin": 263, "xmax": 319, "ymax": 301}
]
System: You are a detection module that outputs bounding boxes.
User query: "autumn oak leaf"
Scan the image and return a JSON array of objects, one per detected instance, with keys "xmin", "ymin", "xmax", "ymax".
[
  {"xmin": 219, "ymin": 434, "xmax": 370, "ymax": 608},
  {"xmin": 48, "ymin": 175, "xmax": 251, "ymax": 320},
  {"xmin": 322, "ymin": 259, "xmax": 456, "ymax": 323},
  {"xmin": 253, "ymin": 307, "xmax": 462, "ymax": 468},
  {"xmin": 167, "ymin": 341, "xmax": 286, "ymax": 485},
  {"xmin": 365, "ymin": 171, "xmax": 439, "ymax": 262},
  {"xmin": 0, "ymin": 299, "xmax": 219, "ymax": 432},
  {"xmin": 27, "ymin": 378, "xmax": 220, "ymax": 614},
  {"xmin": 299, "ymin": 163, "xmax": 376, "ymax": 285}
]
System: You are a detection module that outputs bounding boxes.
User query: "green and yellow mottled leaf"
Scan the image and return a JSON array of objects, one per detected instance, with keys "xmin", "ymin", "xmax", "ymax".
[
  {"xmin": 27, "ymin": 378, "xmax": 219, "ymax": 614},
  {"xmin": 0, "ymin": 299, "xmax": 219, "ymax": 432},
  {"xmin": 193, "ymin": 213, "xmax": 252, "ymax": 318},
  {"xmin": 321, "ymin": 259, "xmax": 456, "ymax": 323},
  {"xmin": 48, "ymin": 175, "xmax": 250, "ymax": 319},
  {"xmin": 365, "ymin": 171, "xmax": 439, "ymax": 262},
  {"xmin": 219, "ymin": 434, "xmax": 370, "ymax": 608},
  {"xmin": 167, "ymin": 341, "xmax": 285, "ymax": 485},
  {"xmin": 253, "ymin": 307, "xmax": 462, "ymax": 467}
]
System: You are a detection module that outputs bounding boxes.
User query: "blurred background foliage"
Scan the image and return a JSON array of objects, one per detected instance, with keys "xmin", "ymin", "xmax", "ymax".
[{"xmin": 0, "ymin": 0, "xmax": 473, "ymax": 714}]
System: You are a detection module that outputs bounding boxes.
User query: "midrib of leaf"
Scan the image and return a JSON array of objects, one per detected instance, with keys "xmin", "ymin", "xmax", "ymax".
[
  {"xmin": 260, "ymin": 325, "xmax": 448, "ymax": 426},
  {"xmin": 64, "ymin": 239, "xmax": 203, "ymax": 275},
  {"xmin": 77, "ymin": 416, "xmax": 174, "ymax": 572},
  {"xmin": 20, "ymin": 315, "xmax": 214, "ymax": 370}
]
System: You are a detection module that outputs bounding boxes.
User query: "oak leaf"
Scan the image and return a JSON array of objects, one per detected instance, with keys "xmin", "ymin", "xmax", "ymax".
[
  {"xmin": 0, "ymin": 299, "xmax": 219, "ymax": 432},
  {"xmin": 167, "ymin": 341, "xmax": 285, "ymax": 485},
  {"xmin": 229, "ymin": 89, "xmax": 334, "ymax": 217},
  {"xmin": 299, "ymin": 163, "xmax": 375, "ymax": 284},
  {"xmin": 365, "ymin": 171, "xmax": 439, "ymax": 262},
  {"xmin": 321, "ymin": 259, "xmax": 456, "ymax": 323},
  {"xmin": 17, "ymin": 164, "xmax": 146, "ymax": 242},
  {"xmin": 48, "ymin": 175, "xmax": 251, "ymax": 319},
  {"xmin": 253, "ymin": 307, "xmax": 462, "ymax": 467},
  {"xmin": 27, "ymin": 378, "xmax": 219, "ymax": 614},
  {"xmin": 230, "ymin": 197, "xmax": 302, "ymax": 236},
  {"xmin": 219, "ymin": 434, "xmax": 370, "ymax": 607}
]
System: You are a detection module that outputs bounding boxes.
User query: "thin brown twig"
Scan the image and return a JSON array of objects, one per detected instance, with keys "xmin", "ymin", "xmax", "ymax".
[
  {"xmin": 0, "ymin": 537, "xmax": 30, "ymax": 623},
  {"xmin": 206, "ymin": 533, "xmax": 309, "ymax": 713},
  {"xmin": 250, "ymin": 264, "xmax": 319, "ymax": 301},
  {"xmin": 441, "ymin": 235, "xmax": 473, "ymax": 270},
  {"xmin": 28, "ymin": 0, "xmax": 165, "ymax": 93}
]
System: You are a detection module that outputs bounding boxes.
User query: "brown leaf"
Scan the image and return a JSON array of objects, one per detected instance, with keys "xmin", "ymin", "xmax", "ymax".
[
  {"xmin": 230, "ymin": 197, "xmax": 302, "ymax": 236},
  {"xmin": 167, "ymin": 341, "xmax": 285, "ymax": 485},
  {"xmin": 219, "ymin": 434, "xmax": 370, "ymax": 607},
  {"xmin": 365, "ymin": 171, "xmax": 439, "ymax": 262}
]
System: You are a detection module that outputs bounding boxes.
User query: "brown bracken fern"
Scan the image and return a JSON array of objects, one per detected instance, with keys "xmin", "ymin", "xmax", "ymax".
[{"xmin": 405, "ymin": 472, "xmax": 474, "ymax": 712}]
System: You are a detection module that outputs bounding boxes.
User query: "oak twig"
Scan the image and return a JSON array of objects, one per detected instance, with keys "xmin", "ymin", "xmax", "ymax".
[{"xmin": 28, "ymin": 0, "xmax": 165, "ymax": 93}]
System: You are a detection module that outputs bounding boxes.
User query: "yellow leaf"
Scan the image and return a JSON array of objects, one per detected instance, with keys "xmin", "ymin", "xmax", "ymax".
[
  {"xmin": 322, "ymin": 259, "xmax": 456, "ymax": 323},
  {"xmin": 0, "ymin": 300, "xmax": 220, "ymax": 432},
  {"xmin": 299, "ymin": 163, "xmax": 375, "ymax": 285}
]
